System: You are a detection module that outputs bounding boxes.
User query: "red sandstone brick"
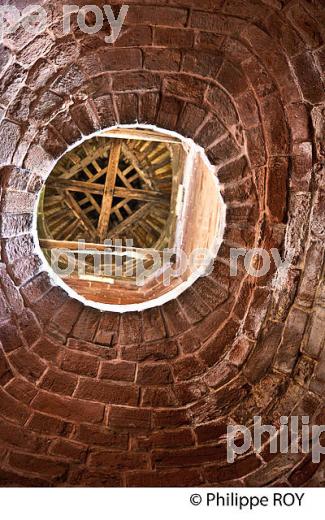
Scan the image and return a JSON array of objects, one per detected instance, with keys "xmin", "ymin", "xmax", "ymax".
[
  {"xmin": 126, "ymin": 5, "xmax": 188, "ymax": 27},
  {"xmin": 178, "ymin": 287, "xmax": 211, "ymax": 324},
  {"xmin": 100, "ymin": 361, "xmax": 136, "ymax": 382},
  {"xmin": 141, "ymin": 386, "xmax": 177, "ymax": 407},
  {"xmin": 94, "ymin": 312, "xmax": 120, "ymax": 346},
  {"xmin": 0, "ymin": 387, "xmax": 30, "ymax": 425},
  {"xmin": 119, "ymin": 311, "xmax": 142, "ymax": 345},
  {"xmin": 116, "ymin": 25, "xmax": 152, "ymax": 47},
  {"xmin": 218, "ymin": 60, "xmax": 248, "ymax": 97},
  {"xmin": 50, "ymin": 299, "xmax": 83, "ymax": 339},
  {"xmin": 9, "ymin": 347, "xmax": 46, "ymax": 382},
  {"xmin": 112, "ymin": 71, "xmax": 161, "ymax": 92},
  {"xmin": 144, "ymin": 48, "xmax": 181, "ymax": 72},
  {"xmin": 67, "ymin": 338, "xmax": 117, "ymax": 360},
  {"xmin": 27, "ymin": 412, "xmax": 72, "ymax": 436},
  {"xmin": 199, "ymin": 319, "xmax": 239, "ymax": 367},
  {"xmin": 172, "ymin": 355, "xmax": 206, "ymax": 382},
  {"xmin": 121, "ymin": 337, "xmax": 177, "ymax": 363},
  {"xmin": 32, "ymin": 391, "xmax": 105, "ymax": 424},
  {"xmin": 287, "ymin": 4, "xmax": 323, "ymax": 49},
  {"xmin": 195, "ymin": 420, "xmax": 228, "ymax": 444},
  {"xmin": 40, "ymin": 368, "xmax": 78, "ymax": 397},
  {"xmin": 244, "ymin": 321, "xmax": 284, "ymax": 383},
  {"xmin": 32, "ymin": 287, "xmax": 68, "ymax": 326},
  {"xmin": 98, "ymin": 48, "xmax": 142, "ymax": 72},
  {"xmin": 153, "ymin": 444, "xmax": 227, "ymax": 468},
  {"xmin": 108, "ymin": 406, "xmax": 151, "ymax": 433},
  {"xmin": 9, "ymin": 452, "xmax": 68, "ymax": 480},
  {"xmin": 164, "ymin": 74, "xmax": 207, "ymax": 102},
  {"xmin": 68, "ymin": 468, "xmax": 122, "ymax": 487},
  {"xmin": 205, "ymin": 453, "xmax": 261, "ymax": 483},
  {"xmin": 162, "ymin": 299, "xmax": 189, "ymax": 337},
  {"xmin": 196, "ymin": 116, "xmax": 226, "ymax": 149},
  {"xmin": 151, "ymin": 428, "xmax": 195, "ymax": 449},
  {"xmin": 0, "ymin": 120, "xmax": 21, "ymax": 164},
  {"xmin": 267, "ymin": 156, "xmax": 288, "ymax": 223},
  {"xmin": 72, "ymin": 307, "xmax": 100, "ymax": 342},
  {"xmin": 153, "ymin": 409, "xmax": 190, "ymax": 429},
  {"xmin": 0, "ymin": 349, "xmax": 13, "ymax": 385},
  {"xmin": 154, "ymin": 27, "xmax": 194, "ymax": 48},
  {"xmin": 0, "ymin": 417, "xmax": 49, "ymax": 453},
  {"xmin": 204, "ymin": 360, "xmax": 238, "ymax": 388},
  {"xmin": 0, "ymin": 468, "xmax": 48, "ymax": 487},
  {"xmin": 182, "ymin": 49, "xmax": 223, "ymax": 77},
  {"xmin": 5, "ymin": 377, "xmax": 37, "ymax": 404},
  {"xmin": 260, "ymin": 94, "xmax": 289, "ymax": 154},
  {"xmin": 126, "ymin": 468, "xmax": 204, "ymax": 487},
  {"xmin": 286, "ymin": 103, "xmax": 310, "ymax": 142},
  {"xmin": 138, "ymin": 91, "xmax": 159, "ymax": 123},
  {"xmin": 115, "ymin": 92, "xmax": 138, "ymax": 124},
  {"xmin": 61, "ymin": 349, "xmax": 99, "ymax": 378},
  {"xmin": 206, "ymin": 85, "xmax": 238, "ymax": 127},
  {"xmin": 75, "ymin": 379, "xmax": 139, "ymax": 406},
  {"xmin": 74, "ymin": 423, "xmax": 129, "ymax": 449},
  {"xmin": 137, "ymin": 363, "xmax": 173, "ymax": 385},
  {"xmin": 0, "ymin": 265, "xmax": 24, "ymax": 315},
  {"xmin": 0, "ymin": 320, "xmax": 22, "ymax": 352},
  {"xmin": 177, "ymin": 103, "xmax": 207, "ymax": 138},
  {"xmin": 93, "ymin": 94, "xmax": 117, "ymax": 129},
  {"xmin": 50, "ymin": 439, "xmax": 87, "ymax": 462},
  {"xmin": 89, "ymin": 449, "xmax": 149, "ymax": 471},
  {"xmin": 70, "ymin": 101, "xmax": 100, "ymax": 135},
  {"xmin": 32, "ymin": 336, "xmax": 61, "ymax": 364},
  {"xmin": 142, "ymin": 308, "xmax": 166, "ymax": 342},
  {"xmin": 156, "ymin": 96, "xmax": 183, "ymax": 128}
]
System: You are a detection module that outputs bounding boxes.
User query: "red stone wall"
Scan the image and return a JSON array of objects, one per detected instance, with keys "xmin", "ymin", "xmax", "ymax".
[{"xmin": 0, "ymin": 0, "xmax": 324, "ymax": 486}]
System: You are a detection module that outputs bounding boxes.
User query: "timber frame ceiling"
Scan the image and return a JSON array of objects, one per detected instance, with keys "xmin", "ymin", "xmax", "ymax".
[{"xmin": 37, "ymin": 128, "xmax": 224, "ymax": 309}]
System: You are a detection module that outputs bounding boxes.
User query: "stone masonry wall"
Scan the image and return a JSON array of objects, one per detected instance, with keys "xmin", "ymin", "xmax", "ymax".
[{"xmin": 0, "ymin": 0, "xmax": 324, "ymax": 486}]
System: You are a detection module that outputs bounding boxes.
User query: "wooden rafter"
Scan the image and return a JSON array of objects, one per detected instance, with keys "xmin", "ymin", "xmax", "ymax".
[
  {"xmin": 63, "ymin": 191, "xmax": 98, "ymax": 241},
  {"xmin": 121, "ymin": 143, "xmax": 154, "ymax": 189},
  {"xmin": 47, "ymin": 177, "xmax": 170, "ymax": 203},
  {"xmin": 97, "ymin": 139, "xmax": 122, "ymax": 242},
  {"xmin": 41, "ymin": 134, "xmax": 180, "ymax": 258},
  {"xmin": 107, "ymin": 204, "xmax": 153, "ymax": 239}
]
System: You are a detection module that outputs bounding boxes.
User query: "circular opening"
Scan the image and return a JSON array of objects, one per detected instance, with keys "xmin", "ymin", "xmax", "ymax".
[{"xmin": 35, "ymin": 125, "xmax": 226, "ymax": 312}]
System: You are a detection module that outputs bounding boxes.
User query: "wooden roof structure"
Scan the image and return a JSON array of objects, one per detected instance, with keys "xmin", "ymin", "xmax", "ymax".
[
  {"xmin": 38, "ymin": 130, "xmax": 187, "ymax": 301},
  {"xmin": 37, "ymin": 128, "xmax": 224, "ymax": 308}
]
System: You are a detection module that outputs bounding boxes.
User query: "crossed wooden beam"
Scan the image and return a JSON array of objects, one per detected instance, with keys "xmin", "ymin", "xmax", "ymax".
[{"xmin": 48, "ymin": 139, "xmax": 170, "ymax": 243}]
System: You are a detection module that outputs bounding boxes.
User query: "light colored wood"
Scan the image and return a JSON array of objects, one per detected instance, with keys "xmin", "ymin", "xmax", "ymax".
[
  {"xmin": 107, "ymin": 204, "xmax": 153, "ymax": 239},
  {"xmin": 98, "ymin": 139, "xmax": 122, "ymax": 241},
  {"xmin": 64, "ymin": 191, "xmax": 98, "ymax": 241},
  {"xmin": 121, "ymin": 142, "xmax": 154, "ymax": 188}
]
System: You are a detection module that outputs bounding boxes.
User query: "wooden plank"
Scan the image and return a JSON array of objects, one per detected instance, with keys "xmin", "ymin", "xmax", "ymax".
[
  {"xmin": 97, "ymin": 140, "xmax": 122, "ymax": 242},
  {"xmin": 39, "ymin": 238, "xmax": 164, "ymax": 260},
  {"xmin": 48, "ymin": 177, "xmax": 169, "ymax": 203},
  {"xmin": 63, "ymin": 191, "xmax": 98, "ymax": 241},
  {"xmin": 107, "ymin": 203, "xmax": 153, "ymax": 239},
  {"xmin": 121, "ymin": 143, "xmax": 154, "ymax": 188},
  {"xmin": 58, "ymin": 142, "xmax": 111, "ymax": 180}
]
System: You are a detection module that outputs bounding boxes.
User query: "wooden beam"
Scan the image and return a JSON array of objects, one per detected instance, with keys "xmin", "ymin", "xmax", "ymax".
[
  {"xmin": 39, "ymin": 238, "xmax": 163, "ymax": 259},
  {"xmin": 48, "ymin": 178, "xmax": 170, "ymax": 203},
  {"xmin": 63, "ymin": 191, "xmax": 98, "ymax": 241},
  {"xmin": 107, "ymin": 203, "xmax": 153, "ymax": 239},
  {"xmin": 98, "ymin": 140, "xmax": 122, "ymax": 242},
  {"xmin": 55, "ymin": 142, "xmax": 111, "ymax": 180},
  {"xmin": 121, "ymin": 143, "xmax": 154, "ymax": 189}
]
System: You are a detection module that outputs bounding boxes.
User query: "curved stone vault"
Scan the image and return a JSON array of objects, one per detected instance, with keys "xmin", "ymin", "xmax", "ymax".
[{"xmin": 0, "ymin": 0, "xmax": 324, "ymax": 487}]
